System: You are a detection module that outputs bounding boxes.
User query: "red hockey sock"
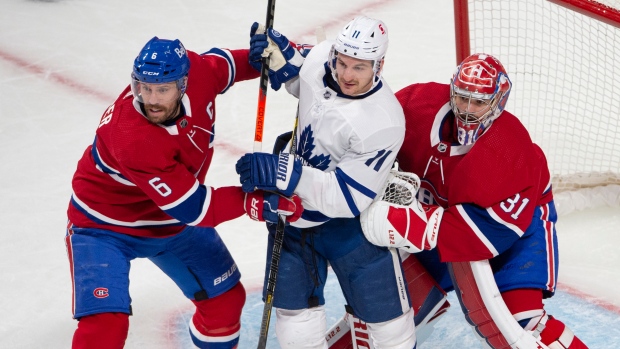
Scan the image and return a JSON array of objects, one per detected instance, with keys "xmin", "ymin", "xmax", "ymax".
[
  {"xmin": 72, "ymin": 312, "xmax": 129, "ymax": 349},
  {"xmin": 541, "ymin": 316, "xmax": 589, "ymax": 349},
  {"xmin": 501, "ymin": 288, "xmax": 543, "ymax": 315},
  {"xmin": 192, "ymin": 282, "xmax": 245, "ymax": 336}
]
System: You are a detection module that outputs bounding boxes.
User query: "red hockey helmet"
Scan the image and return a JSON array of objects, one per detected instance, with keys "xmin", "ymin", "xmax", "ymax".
[{"xmin": 450, "ymin": 53, "xmax": 511, "ymax": 145}]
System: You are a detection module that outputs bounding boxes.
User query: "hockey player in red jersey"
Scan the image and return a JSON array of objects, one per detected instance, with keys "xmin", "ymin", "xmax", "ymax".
[
  {"xmin": 64, "ymin": 37, "xmax": 302, "ymax": 349},
  {"xmin": 361, "ymin": 53, "xmax": 588, "ymax": 348}
]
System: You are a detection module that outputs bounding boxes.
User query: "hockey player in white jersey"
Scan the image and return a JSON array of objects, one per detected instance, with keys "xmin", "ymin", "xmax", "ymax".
[{"xmin": 236, "ymin": 16, "xmax": 415, "ymax": 349}]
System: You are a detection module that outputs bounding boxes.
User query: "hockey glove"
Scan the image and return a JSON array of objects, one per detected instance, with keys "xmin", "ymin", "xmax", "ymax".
[
  {"xmin": 361, "ymin": 199, "xmax": 443, "ymax": 253},
  {"xmin": 245, "ymin": 191, "xmax": 303, "ymax": 223},
  {"xmin": 249, "ymin": 22, "xmax": 309, "ymax": 90},
  {"xmin": 235, "ymin": 152, "xmax": 302, "ymax": 197}
]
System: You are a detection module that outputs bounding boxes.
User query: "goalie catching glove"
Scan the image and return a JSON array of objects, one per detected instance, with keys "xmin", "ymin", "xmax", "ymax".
[
  {"xmin": 360, "ymin": 171, "xmax": 444, "ymax": 253},
  {"xmin": 244, "ymin": 190, "xmax": 303, "ymax": 224},
  {"xmin": 248, "ymin": 22, "xmax": 310, "ymax": 91}
]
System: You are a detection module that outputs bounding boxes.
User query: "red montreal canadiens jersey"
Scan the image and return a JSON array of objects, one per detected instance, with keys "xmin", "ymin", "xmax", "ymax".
[
  {"xmin": 396, "ymin": 82, "xmax": 553, "ymax": 262},
  {"xmin": 68, "ymin": 49, "xmax": 259, "ymax": 237}
]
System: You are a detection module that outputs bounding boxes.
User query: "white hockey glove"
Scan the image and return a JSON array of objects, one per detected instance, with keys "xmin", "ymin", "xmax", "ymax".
[
  {"xmin": 360, "ymin": 171, "xmax": 444, "ymax": 253},
  {"xmin": 249, "ymin": 22, "xmax": 310, "ymax": 90}
]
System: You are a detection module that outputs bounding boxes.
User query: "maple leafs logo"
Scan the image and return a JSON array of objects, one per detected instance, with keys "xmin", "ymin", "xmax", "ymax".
[{"xmin": 296, "ymin": 125, "xmax": 331, "ymax": 171}]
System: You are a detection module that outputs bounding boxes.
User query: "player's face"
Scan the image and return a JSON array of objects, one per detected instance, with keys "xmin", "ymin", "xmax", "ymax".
[
  {"xmin": 334, "ymin": 54, "xmax": 376, "ymax": 96},
  {"xmin": 452, "ymin": 94, "xmax": 492, "ymax": 123},
  {"xmin": 138, "ymin": 81, "xmax": 182, "ymax": 124}
]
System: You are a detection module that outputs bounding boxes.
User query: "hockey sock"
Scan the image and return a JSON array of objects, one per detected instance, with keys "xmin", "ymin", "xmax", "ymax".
[
  {"xmin": 502, "ymin": 289, "xmax": 588, "ymax": 348},
  {"xmin": 540, "ymin": 316, "xmax": 588, "ymax": 349},
  {"xmin": 72, "ymin": 312, "xmax": 129, "ymax": 349},
  {"xmin": 190, "ymin": 282, "xmax": 245, "ymax": 349}
]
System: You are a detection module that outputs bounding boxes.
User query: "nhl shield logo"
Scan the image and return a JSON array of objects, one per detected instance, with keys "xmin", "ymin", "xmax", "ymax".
[{"xmin": 180, "ymin": 119, "xmax": 188, "ymax": 128}]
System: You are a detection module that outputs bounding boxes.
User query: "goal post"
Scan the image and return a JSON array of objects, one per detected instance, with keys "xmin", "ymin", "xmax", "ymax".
[{"xmin": 453, "ymin": 0, "xmax": 620, "ymax": 213}]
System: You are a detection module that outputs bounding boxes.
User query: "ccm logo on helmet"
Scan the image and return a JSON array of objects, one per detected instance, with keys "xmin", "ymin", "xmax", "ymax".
[
  {"xmin": 141, "ymin": 70, "xmax": 160, "ymax": 76},
  {"xmin": 93, "ymin": 287, "xmax": 109, "ymax": 298}
]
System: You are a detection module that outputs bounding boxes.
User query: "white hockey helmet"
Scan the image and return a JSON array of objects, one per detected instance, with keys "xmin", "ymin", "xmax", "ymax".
[{"xmin": 329, "ymin": 16, "xmax": 389, "ymax": 89}]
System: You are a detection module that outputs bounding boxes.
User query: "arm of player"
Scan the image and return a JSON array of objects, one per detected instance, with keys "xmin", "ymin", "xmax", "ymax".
[
  {"xmin": 159, "ymin": 184, "xmax": 302, "ymax": 227},
  {"xmin": 436, "ymin": 192, "xmax": 539, "ymax": 262},
  {"xmin": 248, "ymin": 22, "xmax": 312, "ymax": 90},
  {"xmin": 197, "ymin": 48, "xmax": 260, "ymax": 96}
]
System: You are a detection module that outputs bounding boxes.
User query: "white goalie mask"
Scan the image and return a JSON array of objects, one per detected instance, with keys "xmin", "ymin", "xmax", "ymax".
[{"xmin": 328, "ymin": 16, "xmax": 389, "ymax": 90}]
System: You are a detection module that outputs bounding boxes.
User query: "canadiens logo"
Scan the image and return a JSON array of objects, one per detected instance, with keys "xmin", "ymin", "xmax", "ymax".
[{"xmin": 93, "ymin": 287, "xmax": 109, "ymax": 299}]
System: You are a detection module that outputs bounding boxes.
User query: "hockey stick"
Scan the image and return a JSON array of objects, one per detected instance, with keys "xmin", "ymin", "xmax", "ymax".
[
  {"xmin": 253, "ymin": 0, "xmax": 276, "ymax": 153},
  {"xmin": 255, "ymin": 0, "xmax": 278, "ymax": 348}
]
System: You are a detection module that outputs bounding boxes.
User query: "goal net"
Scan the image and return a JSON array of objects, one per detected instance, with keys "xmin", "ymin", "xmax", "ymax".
[{"xmin": 454, "ymin": 0, "xmax": 620, "ymax": 213}]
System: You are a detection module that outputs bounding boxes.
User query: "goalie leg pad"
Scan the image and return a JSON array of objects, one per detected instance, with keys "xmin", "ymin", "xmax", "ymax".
[
  {"xmin": 72, "ymin": 312, "xmax": 129, "ymax": 349},
  {"xmin": 366, "ymin": 307, "xmax": 416, "ymax": 349},
  {"xmin": 401, "ymin": 253, "xmax": 450, "ymax": 344},
  {"xmin": 189, "ymin": 282, "xmax": 245, "ymax": 349},
  {"xmin": 449, "ymin": 261, "xmax": 556, "ymax": 349},
  {"xmin": 275, "ymin": 306, "xmax": 328, "ymax": 349}
]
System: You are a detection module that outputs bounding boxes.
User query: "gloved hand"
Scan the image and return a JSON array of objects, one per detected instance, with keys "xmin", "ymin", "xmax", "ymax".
[
  {"xmin": 235, "ymin": 152, "xmax": 302, "ymax": 197},
  {"xmin": 244, "ymin": 190, "xmax": 303, "ymax": 223},
  {"xmin": 361, "ymin": 199, "xmax": 443, "ymax": 253},
  {"xmin": 249, "ymin": 22, "xmax": 310, "ymax": 90}
]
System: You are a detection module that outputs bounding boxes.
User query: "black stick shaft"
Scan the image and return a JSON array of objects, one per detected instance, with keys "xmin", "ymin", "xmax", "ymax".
[{"xmin": 256, "ymin": 0, "xmax": 279, "ymax": 347}]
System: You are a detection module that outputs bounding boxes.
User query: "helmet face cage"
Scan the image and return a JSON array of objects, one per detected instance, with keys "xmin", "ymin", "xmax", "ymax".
[
  {"xmin": 131, "ymin": 37, "xmax": 190, "ymax": 103},
  {"xmin": 328, "ymin": 16, "xmax": 389, "ymax": 90},
  {"xmin": 449, "ymin": 53, "xmax": 512, "ymax": 145}
]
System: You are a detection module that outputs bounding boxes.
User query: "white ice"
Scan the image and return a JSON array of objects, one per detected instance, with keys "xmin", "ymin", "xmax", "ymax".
[{"xmin": 0, "ymin": 0, "xmax": 619, "ymax": 348}]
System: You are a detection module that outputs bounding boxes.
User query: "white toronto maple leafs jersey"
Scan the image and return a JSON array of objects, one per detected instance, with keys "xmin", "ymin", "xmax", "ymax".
[{"xmin": 284, "ymin": 40, "xmax": 405, "ymax": 228}]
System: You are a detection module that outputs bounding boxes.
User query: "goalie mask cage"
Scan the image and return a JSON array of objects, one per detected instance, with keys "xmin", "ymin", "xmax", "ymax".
[{"xmin": 453, "ymin": 0, "xmax": 620, "ymax": 200}]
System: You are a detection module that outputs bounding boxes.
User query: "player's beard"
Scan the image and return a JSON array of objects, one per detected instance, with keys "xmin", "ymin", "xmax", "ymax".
[{"xmin": 144, "ymin": 102, "xmax": 180, "ymax": 124}]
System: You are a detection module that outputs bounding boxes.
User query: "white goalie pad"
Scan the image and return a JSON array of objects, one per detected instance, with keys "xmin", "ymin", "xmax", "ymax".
[{"xmin": 448, "ymin": 260, "xmax": 551, "ymax": 349}]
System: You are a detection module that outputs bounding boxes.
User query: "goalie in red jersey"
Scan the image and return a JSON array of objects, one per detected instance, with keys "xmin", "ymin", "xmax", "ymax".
[
  {"xmin": 358, "ymin": 53, "xmax": 588, "ymax": 348},
  {"xmin": 64, "ymin": 37, "xmax": 302, "ymax": 349}
]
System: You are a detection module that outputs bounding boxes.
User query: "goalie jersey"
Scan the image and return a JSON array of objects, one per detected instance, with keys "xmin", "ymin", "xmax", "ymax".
[
  {"xmin": 284, "ymin": 40, "xmax": 405, "ymax": 228},
  {"xmin": 396, "ymin": 82, "xmax": 554, "ymax": 262},
  {"xmin": 68, "ymin": 49, "xmax": 259, "ymax": 237}
]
